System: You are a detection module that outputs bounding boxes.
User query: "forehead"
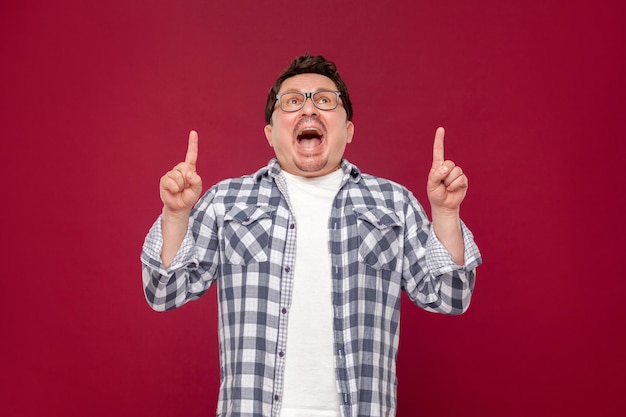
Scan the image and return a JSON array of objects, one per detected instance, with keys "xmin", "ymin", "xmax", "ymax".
[{"xmin": 278, "ymin": 73, "xmax": 338, "ymax": 93}]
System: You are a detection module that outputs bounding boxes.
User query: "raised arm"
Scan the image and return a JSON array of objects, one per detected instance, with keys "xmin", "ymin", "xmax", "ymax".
[
  {"xmin": 426, "ymin": 127, "xmax": 468, "ymax": 265},
  {"xmin": 159, "ymin": 130, "xmax": 203, "ymax": 267}
]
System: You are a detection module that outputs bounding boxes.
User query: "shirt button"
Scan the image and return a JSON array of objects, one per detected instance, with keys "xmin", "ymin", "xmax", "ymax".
[
  {"xmin": 274, "ymin": 394, "xmax": 280, "ymax": 401},
  {"xmin": 284, "ymin": 266, "xmax": 290, "ymax": 273},
  {"xmin": 281, "ymin": 307, "xmax": 287, "ymax": 314},
  {"xmin": 290, "ymin": 223, "xmax": 295, "ymax": 229},
  {"xmin": 279, "ymin": 351, "xmax": 285, "ymax": 357}
]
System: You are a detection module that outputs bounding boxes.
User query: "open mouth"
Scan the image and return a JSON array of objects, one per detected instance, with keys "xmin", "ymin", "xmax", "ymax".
[{"xmin": 297, "ymin": 127, "xmax": 324, "ymax": 148}]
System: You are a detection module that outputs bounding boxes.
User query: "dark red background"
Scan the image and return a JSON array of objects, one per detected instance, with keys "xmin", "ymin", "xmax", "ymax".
[{"xmin": 2, "ymin": 0, "xmax": 625, "ymax": 415}]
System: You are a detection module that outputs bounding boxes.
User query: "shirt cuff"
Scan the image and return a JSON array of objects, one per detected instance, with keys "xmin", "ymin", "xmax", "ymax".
[
  {"xmin": 425, "ymin": 220, "xmax": 482, "ymax": 275},
  {"xmin": 140, "ymin": 215, "xmax": 197, "ymax": 277}
]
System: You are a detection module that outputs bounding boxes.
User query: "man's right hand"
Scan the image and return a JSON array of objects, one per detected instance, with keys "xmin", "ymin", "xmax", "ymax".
[
  {"xmin": 159, "ymin": 130, "xmax": 203, "ymax": 215},
  {"xmin": 159, "ymin": 131, "xmax": 203, "ymax": 268}
]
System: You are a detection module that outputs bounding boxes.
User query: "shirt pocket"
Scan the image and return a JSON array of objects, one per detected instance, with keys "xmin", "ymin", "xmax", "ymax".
[
  {"xmin": 223, "ymin": 204, "xmax": 275, "ymax": 265},
  {"xmin": 354, "ymin": 206, "xmax": 402, "ymax": 271}
]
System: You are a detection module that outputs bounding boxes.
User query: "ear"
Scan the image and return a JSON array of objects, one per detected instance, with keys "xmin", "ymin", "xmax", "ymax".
[
  {"xmin": 264, "ymin": 124, "xmax": 274, "ymax": 148},
  {"xmin": 346, "ymin": 120, "xmax": 355, "ymax": 144}
]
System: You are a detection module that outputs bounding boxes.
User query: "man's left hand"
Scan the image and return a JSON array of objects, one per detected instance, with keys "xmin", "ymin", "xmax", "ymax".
[{"xmin": 427, "ymin": 127, "xmax": 468, "ymax": 213}]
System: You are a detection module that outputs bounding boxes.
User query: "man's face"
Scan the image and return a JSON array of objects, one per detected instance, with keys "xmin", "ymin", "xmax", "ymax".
[{"xmin": 264, "ymin": 73, "xmax": 354, "ymax": 178}]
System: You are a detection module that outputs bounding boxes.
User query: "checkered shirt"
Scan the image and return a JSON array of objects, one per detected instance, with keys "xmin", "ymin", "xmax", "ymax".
[{"xmin": 141, "ymin": 158, "xmax": 482, "ymax": 417}]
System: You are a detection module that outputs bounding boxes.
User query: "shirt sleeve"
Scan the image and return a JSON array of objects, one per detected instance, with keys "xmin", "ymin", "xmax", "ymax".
[
  {"xmin": 141, "ymin": 215, "xmax": 197, "ymax": 276},
  {"xmin": 140, "ymin": 192, "xmax": 220, "ymax": 311},
  {"xmin": 402, "ymin": 196, "xmax": 482, "ymax": 315},
  {"xmin": 425, "ymin": 220, "xmax": 482, "ymax": 275}
]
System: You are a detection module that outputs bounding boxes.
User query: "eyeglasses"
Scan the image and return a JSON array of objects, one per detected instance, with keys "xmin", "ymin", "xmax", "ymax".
[{"xmin": 275, "ymin": 90, "xmax": 342, "ymax": 113}]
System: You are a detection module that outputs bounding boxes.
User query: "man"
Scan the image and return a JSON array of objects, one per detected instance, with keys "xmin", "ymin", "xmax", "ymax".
[{"xmin": 141, "ymin": 54, "xmax": 482, "ymax": 417}]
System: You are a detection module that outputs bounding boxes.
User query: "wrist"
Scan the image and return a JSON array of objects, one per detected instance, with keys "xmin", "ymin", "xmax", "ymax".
[
  {"xmin": 431, "ymin": 205, "xmax": 460, "ymax": 220},
  {"xmin": 430, "ymin": 209, "xmax": 464, "ymax": 266},
  {"xmin": 162, "ymin": 206, "xmax": 191, "ymax": 223},
  {"xmin": 431, "ymin": 208, "xmax": 462, "ymax": 240}
]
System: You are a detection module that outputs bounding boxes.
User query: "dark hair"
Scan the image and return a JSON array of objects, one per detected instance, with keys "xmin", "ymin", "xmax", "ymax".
[{"xmin": 265, "ymin": 53, "xmax": 353, "ymax": 124}]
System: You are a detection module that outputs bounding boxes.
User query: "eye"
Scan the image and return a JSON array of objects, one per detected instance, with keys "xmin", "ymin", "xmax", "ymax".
[
  {"xmin": 315, "ymin": 93, "xmax": 330, "ymax": 103},
  {"xmin": 281, "ymin": 93, "xmax": 303, "ymax": 107},
  {"xmin": 314, "ymin": 92, "xmax": 336, "ymax": 108}
]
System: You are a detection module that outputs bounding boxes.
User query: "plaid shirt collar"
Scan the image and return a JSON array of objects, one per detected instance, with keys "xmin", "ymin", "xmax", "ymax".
[{"xmin": 253, "ymin": 158, "xmax": 362, "ymax": 185}]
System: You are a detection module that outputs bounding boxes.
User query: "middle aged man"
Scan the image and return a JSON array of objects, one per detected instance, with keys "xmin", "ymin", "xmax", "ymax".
[{"xmin": 141, "ymin": 53, "xmax": 482, "ymax": 417}]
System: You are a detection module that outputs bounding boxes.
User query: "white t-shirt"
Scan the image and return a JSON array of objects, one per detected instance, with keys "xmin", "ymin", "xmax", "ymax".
[{"xmin": 279, "ymin": 169, "xmax": 343, "ymax": 417}]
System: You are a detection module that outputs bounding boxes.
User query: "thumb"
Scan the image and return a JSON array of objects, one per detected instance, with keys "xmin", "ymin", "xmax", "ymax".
[
  {"xmin": 186, "ymin": 170, "xmax": 202, "ymax": 188},
  {"xmin": 428, "ymin": 164, "xmax": 449, "ymax": 187}
]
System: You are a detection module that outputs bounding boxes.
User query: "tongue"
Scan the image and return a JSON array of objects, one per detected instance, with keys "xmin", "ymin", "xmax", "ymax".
[{"xmin": 299, "ymin": 138, "xmax": 321, "ymax": 148}]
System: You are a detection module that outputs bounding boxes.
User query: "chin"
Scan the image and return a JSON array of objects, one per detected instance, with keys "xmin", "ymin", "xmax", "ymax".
[{"xmin": 294, "ymin": 158, "xmax": 329, "ymax": 174}]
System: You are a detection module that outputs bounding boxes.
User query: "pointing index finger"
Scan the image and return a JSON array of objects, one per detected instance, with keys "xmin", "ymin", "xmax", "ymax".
[
  {"xmin": 185, "ymin": 130, "xmax": 198, "ymax": 171},
  {"xmin": 432, "ymin": 127, "xmax": 445, "ymax": 167}
]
